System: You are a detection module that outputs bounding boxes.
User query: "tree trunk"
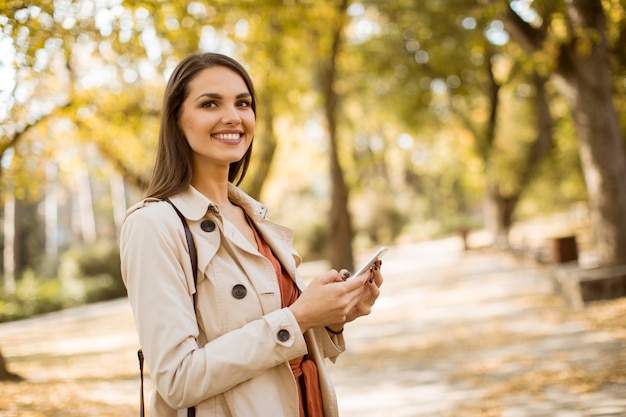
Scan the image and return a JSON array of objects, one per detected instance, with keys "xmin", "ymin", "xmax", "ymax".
[
  {"xmin": 550, "ymin": 0, "xmax": 626, "ymax": 265},
  {"xmin": 0, "ymin": 349, "xmax": 22, "ymax": 381},
  {"xmin": 244, "ymin": 96, "xmax": 277, "ymax": 201},
  {"xmin": 110, "ymin": 170, "xmax": 127, "ymax": 240},
  {"xmin": 241, "ymin": 12, "xmax": 283, "ymax": 202},
  {"xmin": 75, "ymin": 165, "xmax": 97, "ymax": 245},
  {"xmin": 3, "ymin": 192, "xmax": 16, "ymax": 294},
  {"xmin": 321, "ymin": 0, "xmax": 354, "ymax": 271},
  {"xmin": 486, "ymin": 185, "xmax": 519, "ymax": 248},
  {"xmin": 503, "ymin": 0, "xmax": 626, "ymax": 265},
  {"xmin": 482, "ymin": 71, "xmax": 553, "ymax": 247},
  {"xmin": 45, "ymin": 161, "xmax": 59, "ymax": 259}
]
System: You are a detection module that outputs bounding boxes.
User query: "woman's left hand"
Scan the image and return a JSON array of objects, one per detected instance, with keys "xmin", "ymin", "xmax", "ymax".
[{"xmin": 328, "ymin": 261, "xmax": 383, "ymax": 329}]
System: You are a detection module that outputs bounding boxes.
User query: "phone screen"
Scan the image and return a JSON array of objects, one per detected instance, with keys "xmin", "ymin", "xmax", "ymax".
[{"xmin": 352, "ymin": 247, "xmax": 388, "ymax": 277}]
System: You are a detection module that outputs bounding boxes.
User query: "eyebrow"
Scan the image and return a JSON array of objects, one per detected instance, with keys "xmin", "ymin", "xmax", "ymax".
[{"xmin": 194, "ymin": 92, "xmax": 252, "ymax": 102}]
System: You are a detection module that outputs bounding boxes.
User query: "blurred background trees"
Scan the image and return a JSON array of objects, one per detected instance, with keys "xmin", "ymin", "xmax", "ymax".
[{"xmin": 0, "ymin": 0, "xmax": 624, "ymax": 332}]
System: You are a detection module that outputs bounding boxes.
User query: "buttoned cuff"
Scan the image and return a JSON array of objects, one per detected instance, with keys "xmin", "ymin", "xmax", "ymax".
[{"xmin": 263, "ymin": 307, "xmax": 307, "ymax": 351}]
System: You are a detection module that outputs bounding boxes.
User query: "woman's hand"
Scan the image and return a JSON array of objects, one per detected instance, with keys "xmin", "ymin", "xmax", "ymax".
[
  {"xmin": 327, "ymin": 261, "xmax": 383, "ymax": 331},
  {"xmin": 348, "ymin": 261, "xmax": 383, "ymax": 321},
  {"xmin": 289, "ymin": 262, "xmax": 384, "ymax": 333}
]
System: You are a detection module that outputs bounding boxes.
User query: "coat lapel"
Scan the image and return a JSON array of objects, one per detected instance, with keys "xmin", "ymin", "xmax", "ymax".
[{"xmin": 228, "ymin": 185, "xmax": 306, "ymax": 292}]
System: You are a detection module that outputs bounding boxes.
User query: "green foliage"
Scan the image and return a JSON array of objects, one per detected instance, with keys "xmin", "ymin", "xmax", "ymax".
[
  {"xmin": 1, "ymin": 0, "xmax": 624, "ymax": 282},
  {"xmin": 295, "ymin": 222, "xmax": 328, "ymax": 261},
  {"xmin": 0, "ymin": 242, "xmax": 126, "ymax": 323},
  {"xmin": 60, "ymin": 241, "xmax": 124, "ymax": 300},
  {"xmin": 0, "ymin": 271, "xmax": 69, "ymax": 323}
]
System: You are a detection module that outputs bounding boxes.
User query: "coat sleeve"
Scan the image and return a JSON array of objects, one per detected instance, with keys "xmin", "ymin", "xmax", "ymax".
[
  {"xmin": 310, "ymin": 327, "xmax": 345, "ymax": 363},
  {"xmin": 120, "ymin": 207, "xmax": 308, "ymax": 410}
]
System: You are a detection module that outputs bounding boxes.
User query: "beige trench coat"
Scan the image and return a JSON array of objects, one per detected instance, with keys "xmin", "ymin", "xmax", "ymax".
[{"xmin": 120, "ymin": 185, "xmax": 345, "ymax": 417}]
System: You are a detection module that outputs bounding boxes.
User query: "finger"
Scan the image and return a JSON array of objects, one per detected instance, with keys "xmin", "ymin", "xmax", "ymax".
[
  {"xmin": 367, "ymin": 279, "xmax": 381, "ymax": 298},
  {"xmin": 314, "ymin": 270, "xmax": 340, "ymax": 285},
  {"xmin": 338, "ymin": 269, "xmax": 351, "ymax": 281},
  {"xmin": 371, "ymin": 266, "xmax": 383, "ymax": 287},
  {"xmin": 343, "ymin": 271, "xmax": 370, "ymax": 290}
]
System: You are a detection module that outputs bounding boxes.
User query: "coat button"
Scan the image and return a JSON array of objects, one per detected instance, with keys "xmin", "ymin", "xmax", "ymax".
[
  {"xmin": 277, "ymin": 329, "xmax": 290, "ymax": 342},
  {"xmin": 201, "ymin": 220, "xmax": 216, "ymax": 232},
  {"xmin": 231, "ymin": 284, "xmax": 247, "ymax": 299}
]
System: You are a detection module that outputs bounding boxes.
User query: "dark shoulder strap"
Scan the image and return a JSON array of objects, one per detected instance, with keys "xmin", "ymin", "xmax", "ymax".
[
  {"xmin": 138, "ymin": 198, "xmax": 198, "ymax": 417},
  {"xmin": 164, "ymin": 198, "xmax": 198, "ymax": 417},
  {"xmin": 164, "ymin": 198, "xmax": 198, "ymax": 292}
]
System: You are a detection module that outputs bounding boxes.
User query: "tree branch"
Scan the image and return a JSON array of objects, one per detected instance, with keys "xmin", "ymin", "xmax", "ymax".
[
  {"xmin": 517, "ymin": 73, "xmax": 553, "ymax": 193},
  {"xmin": 502, "ymin": 4, "xmax": 547, "ymax": 53},
  {"xmin": 0, "ymin": 101, "xmax": 72, "ymax": 158}
]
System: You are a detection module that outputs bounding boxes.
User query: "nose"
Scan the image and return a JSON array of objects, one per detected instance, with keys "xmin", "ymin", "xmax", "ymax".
[{"xmin": 221, "ymin": 105, "xmax": 242, "ymax": 125}]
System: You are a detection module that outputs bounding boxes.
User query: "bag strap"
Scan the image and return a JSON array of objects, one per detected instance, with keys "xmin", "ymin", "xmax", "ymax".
[
  {"xmin": 138, "ymin": 349, "xmax": 145, "ymax": 417},
  {"xmin": 138, "ymin": 198, "xmax": 197, "ymax": 417},
  {"xmin": 164, "ymin": 197, "xmax": 199, "ymax": 302}
]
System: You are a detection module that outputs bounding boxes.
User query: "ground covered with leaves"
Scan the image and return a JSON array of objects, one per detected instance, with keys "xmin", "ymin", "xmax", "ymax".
[
  {"xmin": 1, "ymin": 247, "xmax": 625, "ymax": 417},
  {"xmin": 0, "ymin": 300, "xmax": 142, "ymax": 417}
]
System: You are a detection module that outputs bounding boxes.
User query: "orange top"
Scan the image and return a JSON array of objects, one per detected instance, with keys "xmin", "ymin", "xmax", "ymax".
[{"xmin": 248, "ymin": 217, "xmax": 324, "ymax": 417}]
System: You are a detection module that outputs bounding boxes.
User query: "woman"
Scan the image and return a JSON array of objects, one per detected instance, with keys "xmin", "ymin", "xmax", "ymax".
[{"xmin": 120, "ymin": 52, "xmax": 383, "ymax": 417}]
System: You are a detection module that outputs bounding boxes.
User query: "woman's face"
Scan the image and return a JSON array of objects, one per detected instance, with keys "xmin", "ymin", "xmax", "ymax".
[{"xmin": 177, "ymin": 66, "xmax": 255, "ymax": 173}]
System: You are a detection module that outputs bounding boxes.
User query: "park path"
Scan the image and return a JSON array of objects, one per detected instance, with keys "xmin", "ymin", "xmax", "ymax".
[
  {"xmin": 330, "ymin": 238, "xmax": 626, "ymax": 417},
  {"xmin": 1, "ymin": 237, "xmax": 625, "ymax": 416}
]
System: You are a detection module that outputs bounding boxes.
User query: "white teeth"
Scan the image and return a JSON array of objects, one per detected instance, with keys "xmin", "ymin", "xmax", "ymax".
[{"xmin": 214, "ymin": 133, "xmax": 241, "ymax": 140}]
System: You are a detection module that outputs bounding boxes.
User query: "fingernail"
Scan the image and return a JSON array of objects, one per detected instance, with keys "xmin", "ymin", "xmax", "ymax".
[
  {"xmin": 369, "ymin": 278, "xmax": 374, "ymax": 284},
  {"xmin": 342, "ymin": 271, "xmax": 351, "ymax": 278},
  {"xmin": 373, "ymin": 266, "xmax": 378, "ymax": 271}
]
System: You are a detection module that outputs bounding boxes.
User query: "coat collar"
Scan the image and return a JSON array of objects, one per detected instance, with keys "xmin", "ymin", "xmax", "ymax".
[
  {"xmin": 127, "ymin": 184, "xmax": 305, "ymax": 290},
  {"xmin": 168, "ymin": 184, "xmax": 302, "ymax": 284},
  {"xmin": 168, "ymin": 184, "xmax": 269, "ymax": 221}
]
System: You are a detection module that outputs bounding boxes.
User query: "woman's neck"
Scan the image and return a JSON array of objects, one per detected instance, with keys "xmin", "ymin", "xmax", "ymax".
[
  {"xmin": 191, "ymin": 176, "xmax": 231, "ymax": 207},
  {"xmin": 190, "ymin": 159, "xmax": 234, "ymax": 207}
]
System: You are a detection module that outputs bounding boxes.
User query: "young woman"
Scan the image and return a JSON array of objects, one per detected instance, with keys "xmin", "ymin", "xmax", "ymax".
[{"xmin": 120, "ymin": 52, "xmax": 383, "ymax": 417}]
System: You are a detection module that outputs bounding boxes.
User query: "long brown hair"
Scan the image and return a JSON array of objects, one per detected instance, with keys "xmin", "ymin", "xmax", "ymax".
[{"xmin": 146, "ymin": 52, "xmax": 256, "ymax": 199}]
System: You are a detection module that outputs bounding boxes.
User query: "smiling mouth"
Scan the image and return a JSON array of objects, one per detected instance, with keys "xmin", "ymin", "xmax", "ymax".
[{"xmin": 212, "ymin": 133, "xmax": 242, "ymax": 141}]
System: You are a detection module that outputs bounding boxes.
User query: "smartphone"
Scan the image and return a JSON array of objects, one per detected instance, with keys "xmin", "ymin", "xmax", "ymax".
[{"xmin": 352, "ymin": 247, "xmax": 388, "ymax": 278}]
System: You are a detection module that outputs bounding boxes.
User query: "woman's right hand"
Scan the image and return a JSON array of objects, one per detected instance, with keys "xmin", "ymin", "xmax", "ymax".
[{"xmin": 289, "ymin": 269, "xmax": 370, "ymax": 333}]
